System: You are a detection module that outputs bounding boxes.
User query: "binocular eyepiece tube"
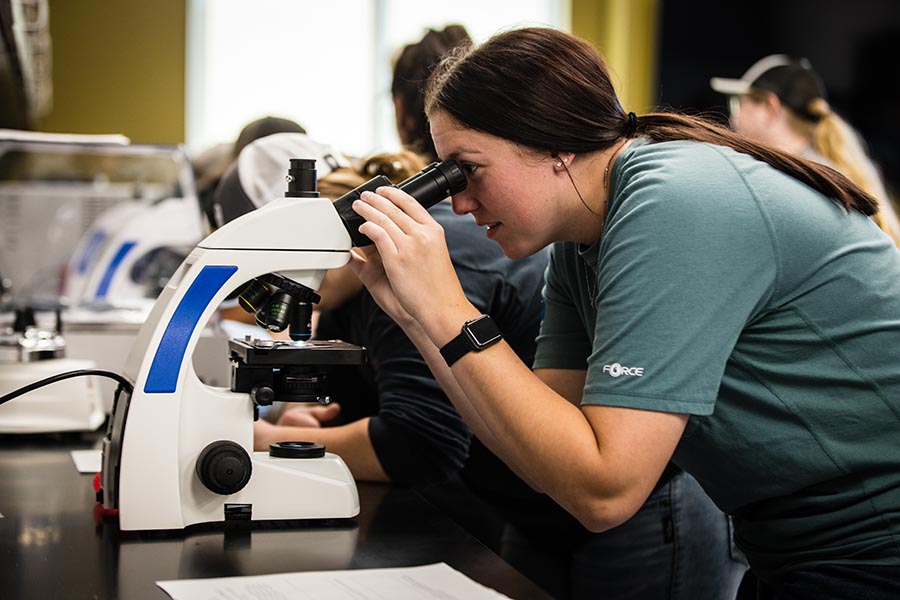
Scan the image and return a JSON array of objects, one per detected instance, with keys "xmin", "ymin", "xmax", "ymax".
[
  {"xmin": 332, "ymin": 159, "xmax": 468, "ymax": 246},
  {"xmin": 235, "ymin": 159, "xmax": 468, "ymax": 341}
]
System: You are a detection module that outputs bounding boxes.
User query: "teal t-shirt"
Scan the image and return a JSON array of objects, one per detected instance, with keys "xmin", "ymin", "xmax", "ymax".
[{"xmin": 534, "ymin": 138, "xmax": 900, "ymax": 583}]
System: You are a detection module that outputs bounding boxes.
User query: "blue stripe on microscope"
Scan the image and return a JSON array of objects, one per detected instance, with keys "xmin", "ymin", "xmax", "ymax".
[
  {"xmin": 77, "ymin": 230, "xmax": 107, "ymax": 274},
  {"xmin": 95, "ymin": 241, "xmax": 137, "ymax": 298},
  {"xmin": 144, "ymin": 265, "xmax": 238, "ymax": 393}
]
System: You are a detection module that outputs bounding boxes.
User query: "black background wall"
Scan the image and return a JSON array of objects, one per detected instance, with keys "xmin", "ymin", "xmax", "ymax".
[{"xmin": 656, "ymin": 0, "xmax": 900, "ymax": 195}]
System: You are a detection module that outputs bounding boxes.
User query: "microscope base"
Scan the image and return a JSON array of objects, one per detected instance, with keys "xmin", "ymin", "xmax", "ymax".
[
  {"xmin": 119, "ymin": 451, "xmax": 359, "ymax": 531},
  {"xmin": 240, "ymin": 451, "xmax": 360, "ymax": 521}
]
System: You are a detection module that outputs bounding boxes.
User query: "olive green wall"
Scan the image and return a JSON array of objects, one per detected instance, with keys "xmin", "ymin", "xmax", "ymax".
[
  {"xmin": 571, "ymin": 0, "xmax": 659, "ymax": 114},
  {"xmin": 34, "ymin": 0, "xmax": 656, "ymax": 144},
  {"xmin": 38, "ymin": 0, "xmax": 186, "ymax": 144}
]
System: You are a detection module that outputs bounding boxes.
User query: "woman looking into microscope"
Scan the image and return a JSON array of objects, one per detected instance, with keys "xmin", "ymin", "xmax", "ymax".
[{"xmin": 349, "ymin": 27, "xmax": 900, "ymax": 599}]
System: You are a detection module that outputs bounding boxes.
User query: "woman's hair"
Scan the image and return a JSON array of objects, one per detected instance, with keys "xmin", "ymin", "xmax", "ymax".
[
  {"xmin": 392, "ymin": 25, "xmax": 472, "ymax": 161},
  {"xmin": 794, "ymin": 97, "xmax": 898, "ymax": 240},
  {"xmin": 425, "ymin": 27, "xmax": 878, "ymax": 217},
  {"xmin": 317, "ymin": 150, "xmax": 428, "ymax": 199}
]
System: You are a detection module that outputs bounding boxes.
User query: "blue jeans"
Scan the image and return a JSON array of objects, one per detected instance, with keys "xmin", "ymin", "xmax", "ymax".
[
  {"xmin": 500, "ymin": 470, "xmax": 748, "ymax": 600},
  {"xmin": 756, "ymin": 564, "xmax": 900, "ymax": 600}
]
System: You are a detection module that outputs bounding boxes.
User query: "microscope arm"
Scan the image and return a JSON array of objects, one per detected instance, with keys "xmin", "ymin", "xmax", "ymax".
[{"xmin": 105, "ymin": 195, "xmax": 358, "ymax": 530}]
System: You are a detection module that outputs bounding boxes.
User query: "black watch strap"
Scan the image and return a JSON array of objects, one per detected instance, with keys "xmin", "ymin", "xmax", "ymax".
[{"xmin": 439, "ymin": 315, "xmax": 503, "ymax": 367}]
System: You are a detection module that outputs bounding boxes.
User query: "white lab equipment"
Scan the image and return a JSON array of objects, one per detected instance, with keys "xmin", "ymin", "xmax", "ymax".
[
  {"xmin": 0, "ymin": 312, "xmax": 104, "ymax": 433},
  {"xmin": 100, "ymin": 159, "xmax": 361, "ymax": 531},
  {"xmin": 1, "ymin": 133, "xmax": 217, "ymax": 422},
  {"xmin": 91, "ymin": 156, "xmax": 465, "ymax": 530},
  {"xmin": 65, "ymin": 195, "xmax": 205, "ymax": 304}
]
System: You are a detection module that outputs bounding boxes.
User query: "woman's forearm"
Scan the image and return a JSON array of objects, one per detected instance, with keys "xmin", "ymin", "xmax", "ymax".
[
  {"xmin": 398, "ymin": 314, "xmax": 544, "ymax": 491},
  {"xmin": 254, "ymin": 418, "xmax": 389, "ymax": 481}
]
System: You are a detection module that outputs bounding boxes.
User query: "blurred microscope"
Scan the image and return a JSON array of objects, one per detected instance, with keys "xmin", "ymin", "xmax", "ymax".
[
  {"xmin": 0, "ymin": 306, "xmax": 103, "ymax": 433},
  {"xmin": 0, "ymin": 131, "xmax": 227, "ymax": 432}
]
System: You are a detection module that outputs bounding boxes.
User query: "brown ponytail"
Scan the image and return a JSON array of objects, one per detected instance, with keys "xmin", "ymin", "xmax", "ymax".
[
  {"xmin": 426, "ymin": 27, "xmax": 878, "ymax": 217},
  {"xmin": 633, "ymin": 112, "xmax": 878, "ymax": 216}
]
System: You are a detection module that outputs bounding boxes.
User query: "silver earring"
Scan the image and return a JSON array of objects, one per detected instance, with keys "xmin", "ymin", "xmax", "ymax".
[{"xmin": 556, "ymin": 160, "xmax": 563, "ymax": 168}]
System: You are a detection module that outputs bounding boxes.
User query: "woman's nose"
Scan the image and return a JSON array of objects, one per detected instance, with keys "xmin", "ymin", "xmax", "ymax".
[{"xmin": 451, "ymin": 191, "xmax": 478, "ymax": 215}]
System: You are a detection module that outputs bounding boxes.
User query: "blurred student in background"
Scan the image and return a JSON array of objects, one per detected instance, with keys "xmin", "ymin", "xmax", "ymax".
[
  {"xmin": 208, "ymin": 131, "xmax": 350, "ymax": 333},
  {"xmin": 192, "ymin": 116, "xmax": 307, "ymax": 231},
  {"xmin": 711, "ymin": 55, "xmax": 900, "ymax": 245},
  {"xmin": 392, "ymin": 25, "xmax": 471, "ymax": 161}
]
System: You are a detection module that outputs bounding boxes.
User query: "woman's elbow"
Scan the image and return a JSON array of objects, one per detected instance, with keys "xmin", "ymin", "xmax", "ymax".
[{"xmin": 569, "ymin": 494, "xmax": 642, "ymax": 533}]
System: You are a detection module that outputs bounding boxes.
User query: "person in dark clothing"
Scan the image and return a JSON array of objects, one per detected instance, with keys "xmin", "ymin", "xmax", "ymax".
[{"xmin": 252, "ymin": 151, "xmax": 549, "ymax": 485}]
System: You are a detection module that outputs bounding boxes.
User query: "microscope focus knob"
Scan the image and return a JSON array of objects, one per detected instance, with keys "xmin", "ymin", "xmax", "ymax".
[
  {"xmin": 250, "ymin": 385, "xmax": 275, "ymax": 406},
  {"xmin": 196, "ymin": 440, "xmax": 252, "ymax": 495}
]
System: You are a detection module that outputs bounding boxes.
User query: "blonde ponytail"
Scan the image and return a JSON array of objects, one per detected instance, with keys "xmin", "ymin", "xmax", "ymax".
[{"xmin": 799, "ymin": 99, "xmax": 900, "ymax": 246}]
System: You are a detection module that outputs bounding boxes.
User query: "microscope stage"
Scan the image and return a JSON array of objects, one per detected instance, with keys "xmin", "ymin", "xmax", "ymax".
[{"xmin": 229, "ymin": 338, "xmax": 366, "ymax": 367}]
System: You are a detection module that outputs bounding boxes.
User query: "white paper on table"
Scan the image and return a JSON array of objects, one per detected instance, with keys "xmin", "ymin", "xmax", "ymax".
[
  {"xmin": 70, "ymin": 449, "xmax": 102, "ymax": 473},
  {"xmin": 157, "ymin": 562, "xmax": 512, "ymax": 600}
]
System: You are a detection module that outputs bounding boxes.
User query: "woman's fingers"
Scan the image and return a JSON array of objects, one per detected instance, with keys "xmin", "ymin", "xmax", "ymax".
[
  {"xmin": 354, "ymin": 188, "xmax": 445, "ymax": 253},
  {"xmin": 371, "ymin": 185, "xmax": 435, "ymax": 223},
  {"xmin": 352, "ymin": 198, "xmax": 400, "ymax": 255},
  {"xmin": 355, "ymin": 187, "xmax": 436, "ymax": 233},
  {"xmin": 350, "ymin": 184, "xmax": 457, "ymax": 326}
]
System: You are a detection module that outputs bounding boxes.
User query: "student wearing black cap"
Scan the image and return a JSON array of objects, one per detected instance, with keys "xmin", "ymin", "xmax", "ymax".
[{"xmin": 711, "ymin": 55, "xmax": 900, "ymax": 245}]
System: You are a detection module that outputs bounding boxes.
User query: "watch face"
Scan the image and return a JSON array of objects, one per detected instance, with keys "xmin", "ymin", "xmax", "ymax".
[{"xmin": 465, "ymin": 315, "xmax": 502, "ymax": 348}]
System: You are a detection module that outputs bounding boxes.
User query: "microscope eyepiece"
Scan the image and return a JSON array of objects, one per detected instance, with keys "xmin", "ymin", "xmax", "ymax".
[
  {"xmin": 286, "ymin": 158, "xmax": 319, "ymax": 198},
  {"xmin": 332, "ymin": 159, "xmax": 468, "ymax": 247},
  {"xmin": 394, "ymin": 160, "xmax": 468, "ymax": 211}
]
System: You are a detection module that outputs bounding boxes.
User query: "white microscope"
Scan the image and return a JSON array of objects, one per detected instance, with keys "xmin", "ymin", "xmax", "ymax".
[{"xmin": 99, "ymin": 158, "xmax": 466, "ymax": 531}]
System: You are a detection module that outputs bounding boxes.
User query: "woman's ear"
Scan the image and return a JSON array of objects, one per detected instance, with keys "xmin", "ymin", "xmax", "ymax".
[
  {"xmin": 762, "ymin": 92, "xmax": 784, "ymax": 121},
  {"xmin": 552, "ymin": 153, "xmax": 575, "ymax": 170}
]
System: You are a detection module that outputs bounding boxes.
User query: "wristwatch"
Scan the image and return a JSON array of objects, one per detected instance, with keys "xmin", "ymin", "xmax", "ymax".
[{"xmin": 439, "ymin": 315, "xmax": 503, "ymax": 367}]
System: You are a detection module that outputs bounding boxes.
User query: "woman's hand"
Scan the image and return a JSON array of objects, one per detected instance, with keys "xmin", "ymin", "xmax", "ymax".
[
  {"xmin": 253, "ymin": 419, "xmax": 278, "ymax": 451},
  {"xmin": 350, "ymin": 188, "xmax": 473, "ymax": 341},
  {"xmin": 277, "ymin": 402, "xmax": 341, "ymax": 428},
  {"xmin": 347, "ymin": 244, "xmax": 414, "ymax": 327}
]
